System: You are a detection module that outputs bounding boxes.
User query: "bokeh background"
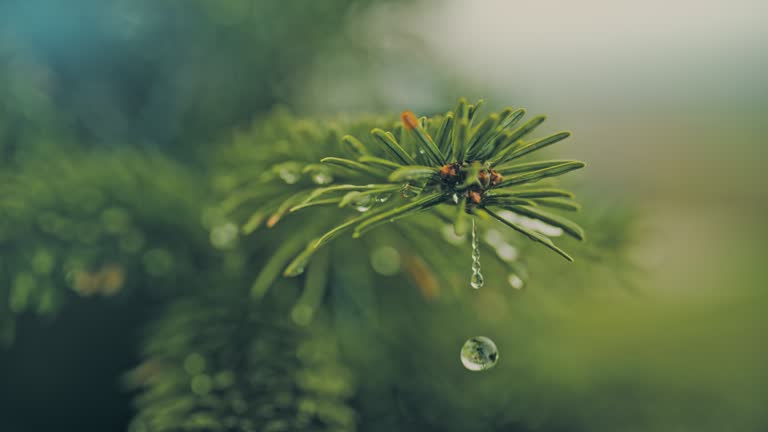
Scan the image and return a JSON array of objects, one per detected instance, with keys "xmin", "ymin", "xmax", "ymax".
[{"xmin": 1, "ymin": 0, "xmax": 766, "ymax": 431}]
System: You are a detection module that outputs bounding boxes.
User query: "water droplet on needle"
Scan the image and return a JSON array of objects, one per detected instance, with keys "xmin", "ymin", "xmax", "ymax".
[{"xmin": 353, "ymin": 194, "xmax": 373, "ymax": 212}]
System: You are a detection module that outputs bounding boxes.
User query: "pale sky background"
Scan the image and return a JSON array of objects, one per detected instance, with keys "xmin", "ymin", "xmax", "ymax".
[
  {"xmin": 294, "ymin": 0, "xmax": 767, "ymax": 300},
  {"xmin": 343, "ymin": 0, "xmax": 768, "ymax": 202}
]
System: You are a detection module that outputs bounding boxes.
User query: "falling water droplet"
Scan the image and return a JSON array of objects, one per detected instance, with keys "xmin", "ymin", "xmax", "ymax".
[
  {"xmin": 460, "ymin": 336, "xmax": 498, "ymax": 371},
  {"xmin": 508, "ymin": 274, "xmax": 525, "ymax": 290},
  {"xmin": 470, "ymin": 218, "xmax": 484, "ymax": 289},
  {"xmin": 353, "ymin": 194, "xmax": 373, "ymax": 212},
  {"xmin": 376, "ymin": 193, "xmax": 391, "ymax": 203},
  {"xmin": 452, "ymin": 193, "xmax": 460, "ymax": 204}
]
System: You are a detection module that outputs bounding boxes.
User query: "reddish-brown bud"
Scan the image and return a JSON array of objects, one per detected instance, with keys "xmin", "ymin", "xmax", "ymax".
[
  {"xmin": 401, "ymin": 111, "xmax": 420, "ymax": 130},
  {"xmin": 490, "ymin": 170, "xmax": 503, "ymax": 186},
  {"xmin": 439, "ymin": 164, "xmax": 457, "ymax": 179}
]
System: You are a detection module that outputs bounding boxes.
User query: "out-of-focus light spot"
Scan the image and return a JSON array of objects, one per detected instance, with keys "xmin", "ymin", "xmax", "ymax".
[
  {"xmin": 231, "ymin": 398, "xmax": 248, "ymax": 415},
  {"xmin": 143, "ymin": 248, "xmax": 174, "ymax": 276},
  {"xmin": 210, "ymin": 222, "xmax": 239, "ymax": 250},
  {"xmin": 66, "ymin": 264, "xmax": 126, "ymax": 297},
  {"xmin": 403, "ymin": 255, "xmax": 440, "ymax": 300},
  {"xmin": 483, "ymin": 228, "xmax": 504, "ymax": 247},
  {"xmin": 291, "ymin": 304, "xmax": 314, "ymax": 326},
  {"xmin": 10, "ymin": 273, "xmax": 36, "ymax": 312},
  {"xmin": 184, "ymin": 353, "xmax": 206, "ymax": 375},
  {"xmin": 441, "ymin": 224, "xmax": 466, "ymax": 245},
  {"xmin": 495, "ymin": 243, "xmax": 519, "ymax": 262},
  {"xmin": 101, "ymin": 207, "xmax": 132, "ymax": 233},
  {"xmin": 508, "ymin": 273, "xmax": 525, "ymax": 290},
  {"xmin": 191, "ymin": 374, "xmax": 213, "ymax": 395},
  {"xmin": 31, "ymin": 249, "xmax": 56, "ymax": 274},
  {"xmin": 100, "ymin": 263, "xmax": 125, "ymax": 295},
  {"xmin": 370, "ymin": 246, "xmax": 401, "ymax": 276},
  {"xmin": 298, "ymin": 399, "xmax": 317, "ymax": 414},
  {"xmin": 214, "ymin": 370, "xmax": 235, "ymax": 389},
  {"xmin": 497, "ymin": 210, "xmax": 563, "ymax": 237},
  {"xmin": 68, "ymin": 269, "xmax": 100, "ymax": 297},
  {"xmin": 120, "ymin": 228, "xmax": 145, "ymax": 253}
]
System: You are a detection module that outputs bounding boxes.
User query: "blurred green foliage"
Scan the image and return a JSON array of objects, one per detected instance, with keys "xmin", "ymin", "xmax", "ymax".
[
  {"xmin": 127, "ymin": 294, "xmax": 355, "ymax": 432},
  {"xmin": 4, "ymin": 1, "xmax": 763, "ymax": 432},
  {"xmin": 0, "ymin": 149, "xmax": 210, "ymax": 344},
  {"xmin": 206, "ymin": 109, "xmax": 636, "ymax": 431},
  {"xmin": 0, "ymin": 0, "xmax": 408, "ymax": 155}
]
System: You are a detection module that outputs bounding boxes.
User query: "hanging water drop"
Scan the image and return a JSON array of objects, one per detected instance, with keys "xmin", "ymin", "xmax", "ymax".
[
  {"xmin": 460, "ymin": 336, "xmax": 498, "ymax": 371},
  {"xmin": 352, "ymin": 194, "xmax": 373, "ymax": 212},
  {"xmin": 470, "ymin": 218, "xmax": 484, "ymax": 289}
]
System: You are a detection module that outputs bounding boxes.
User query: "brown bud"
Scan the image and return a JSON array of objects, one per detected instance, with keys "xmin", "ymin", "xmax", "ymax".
[{"xmin": 401, "ymin": 111, "xmax": 420, "ymax": 130}]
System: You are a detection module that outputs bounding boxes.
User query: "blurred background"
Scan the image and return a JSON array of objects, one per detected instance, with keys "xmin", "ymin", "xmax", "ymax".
[{"xmin": 0, "ymin": 0, "xmax": 766, "ymax": 431}]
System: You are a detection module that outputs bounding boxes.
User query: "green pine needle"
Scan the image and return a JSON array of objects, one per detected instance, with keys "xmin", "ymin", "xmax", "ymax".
[
  {"xmin": 284, "ymin": 99, "xmax": 584, "ymax": 260},
  {"xmin": 223, "ymin": 99, "xmax": 588, "ymax": 298}
]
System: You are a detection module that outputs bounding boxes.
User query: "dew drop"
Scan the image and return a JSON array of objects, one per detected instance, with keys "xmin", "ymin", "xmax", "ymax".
[
  {"xmin": 352, "ymin": 194, "xmax": 373, "ymax": 212},
  {"xmin": 460, "ymin": 336, "xmax": 499, "ymax": 371},
  {"xmin": 452, "ymin": 193, "xmax": 460, "ymax": 204},
  {"xmin": 310, "ymin": 167, "xmax": 334, "ymax": 185},
  {"xmin": 508, "ymin": 274, "xmax": 525, "ymax": 290},
  {"xmin": 375, "ymin": 193, "xmax": 391, "ymax": 203},
  {"xmin": 470, "ymin": 218, "xmax": 484, "ymax": 289},
  {"xmin": 276, "ymin": 163, "xmax": 302, "ymax": 184},
  {"xmin": 400, "ymin": 184, "xmax": 417, "ymax": 199}
]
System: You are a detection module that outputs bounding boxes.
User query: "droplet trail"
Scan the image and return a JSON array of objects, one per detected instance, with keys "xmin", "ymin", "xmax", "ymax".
[{"xmin": 470, "ymin": 218, "xmax": 484, "ymax": 289}]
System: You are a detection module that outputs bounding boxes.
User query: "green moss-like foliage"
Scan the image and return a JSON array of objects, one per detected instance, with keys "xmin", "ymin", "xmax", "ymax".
[
  {"xmin": 127, "ymin": 294, "xmax": 356, "ymax": 432},
  {"xmin": 0, "ymin": 149, "xmax": 210, "ymax": 344}
]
